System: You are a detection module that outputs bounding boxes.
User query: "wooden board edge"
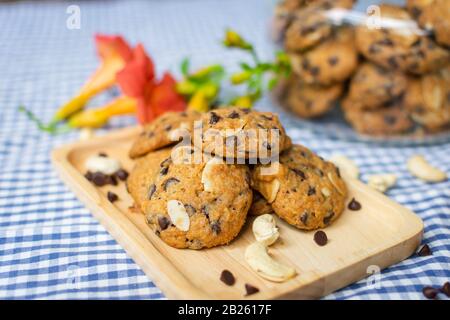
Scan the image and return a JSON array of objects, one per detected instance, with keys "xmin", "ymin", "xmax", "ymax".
[{"xmin": 51, "ymin": 145, "xmax": 211, "ymax": 300}]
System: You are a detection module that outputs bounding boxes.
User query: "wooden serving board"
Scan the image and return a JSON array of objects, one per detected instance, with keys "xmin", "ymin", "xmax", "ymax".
[{"xmin": 52, "ymin": 126, "xmax": 423, "ymax": 299}]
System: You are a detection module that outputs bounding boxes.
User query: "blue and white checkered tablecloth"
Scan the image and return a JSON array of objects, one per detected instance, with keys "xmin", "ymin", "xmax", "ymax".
[{"xmin": 0, "ymin": 0, "xmax": 449, "ymax": 300}]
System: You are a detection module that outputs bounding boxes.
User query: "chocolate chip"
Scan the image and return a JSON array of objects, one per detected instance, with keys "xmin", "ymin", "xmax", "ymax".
[
  {"xmin": 441, "ymin": 282, "xmax": 450, "ymax": 297},
  {"xmin": 310, "ymin": 66, "xmax": 320, "ymax": 76},
  {"xmin": 422, "ymin": 286, "xmax": 438, "ymax": 299},
  {"xmin": 160, "ymin": 157, "xmax": 172, "ymax": 168},
  {"xmin": 84, "ymin": 171, "xmax": 93, "ymax": 181},
  {"xmin": 328, "ymin": 56, "xmax": 338, "ymax": 66},
  {"xmin": 202, "ymin": 205, "xmax": 210, "ymax": 220},
  {"xmin": 378, "ymin": 38, "xmax": 393, "ymax": 46},
  {"xmin": 348, "ymin": 198, "xmax": 361, "ymax": 211},
  {"xmin": 180, "ymin": 204, "xmax": 194, "ymax": 216},
  {"xmin": 209, "ymin": 112, "xmax": 221, "ymax": 125},
  {"xmin": 323, "ymin": 211, "xmax": 334, "ymax": 225},
  {"xmin": 369, "ymin": 44, "xmax": 380, "ymax": 54},
  {"xmin": 307, "ymin": 186, "xmax": 316, "ymax": 196},
  {"xmin": 387, "ymin": 57, "xmax": 398, "ymax": 68},
  {"xmin": 115, "ymin": 169, "xmax": 129, "ymax": 181},
  {"xmin": 228, "ymin": 111, "xmax": 240, "ymax": 119},
  {"xmin": 244, "ymin": 283, "xmax": 259, "ymax": 296},
  {"xmin": 107, "ymin": 191, "xmax": 118, "ymax": 203},
  {"xmin": 162, "ymin": 177, "xmax": 180, "ymax": 191},
  {"xmin": 410, "ymin": 6, "xmax": 421, "ymax": 18},
  {"xmin": 300, "ymin": 212, "xmax": 309, "ymax": 225},
  {"xmin": 220, "ymin": 270, "xmax": 235, "ymax": 286},
  {"xmin": 292, "ymin": 168, "xmax": 306, "ymax": 180},
  {"xmin": 417, "ymin": 244, "xmax": 432, "ymax": 256},
  {"xmin": 148, "ymin": 184, "xmax": 156, "ymax": 200},
  {"xmin": 160, "ymin": 167, "xmax": 169, "ymax": 176},
  {"xmin": 211, "ymin": 221, "xmax": 221, "ymax": 235},
  {"xmin": 92, "ymin": 172, "xmax": 108, "ymax": 186},
  {"xmin": 260, "ymin": 114, "xmax": 273, "ymax": 121},
  {"xmin": 148, "ymin": 131, "xmax": 154, "ymax": 138},
  {"xmin": 315, "ymin": 169, "xmax": 324, "ymax": 177},
  {"xmin": 314, "ymin": 230, "xmax": 327, "ymax": 246},
  {"xmin": 240, "ymin": 108, "xmax": 250, "ymax": 114},
  {"xmin": 98, "ymin": 152, "xmax": 108, "ymax": 157},
  {"xmin": 158, "ymin": 216, "xmax": 170, "ymax": 230},
  {"xmin": 164, "ymin": 125, "xmax": 172, "ymax": 131},
  {"xmin": 384, "ymin": 115, "xmax": 397, "ymax": 125},
  {"xmin": 302, "ymin": 58, "xmax": 310, "ymax": 70}
]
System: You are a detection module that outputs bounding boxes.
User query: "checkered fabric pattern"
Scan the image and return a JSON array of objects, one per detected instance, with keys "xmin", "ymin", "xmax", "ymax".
[{"xmin": 0, "ymin": 0, "xmax": 448, "ymax": 300}]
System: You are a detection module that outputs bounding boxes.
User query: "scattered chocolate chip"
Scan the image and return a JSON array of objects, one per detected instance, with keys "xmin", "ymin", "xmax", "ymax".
[
  {"xmin": 410, "ymin": 6, "xmax": 421, "ymax": 18},
  {"xmin": 348, "ymin": 198, "xmax": 361, "ymax": 211},
  {"xmin": 244, "ymin": 283, "xmax": 259, "ymax": 296},
  {"xmin": 368, "ymin": 44, "xmax": 380, "ymax": 54},
  {"xmin": 164, "ymin": 125, "xmax": 172, "ymax": 131},
  {"xmin": 314, "ymin": 230, "xmax": 327, "ymax": 246},
  {"xmin": 107, "ymin": 191, "xmax": 118, "ymax": 203},
  {"xmin": 328, "ymin": 56, "xmax": 338, "ymax": 66},
  {"xmin": 209, "ymin": 112, "xmax": 221, "ymax": 125},
  {"xmin": 108, "ymin": 174, "xmax": 118, "ymax": 186},
  {"xmin": 292, "ymin": 168, "xmax": 306, "ymax": 180},
  {"xmin": 422, "ymin": 286, "xmax": 438, "ymax": 299},
  {"xmin": 441, "ymin": 282, "xmax": 450, "ymax": 297},
  {"xmin": 202, "ymin": 205, "xmax": 210, "ymax": 220},
  {"xmin": 323, "ymin": 211, "xmax": 334, "ymax": 225},
  {"xmin": 92, "ymin": 172, "xmax": 108, "ymax": 186},
  {"xmin": 220, "ymin": 270, "xmax": 235, "ymax": 286},
  {"xmin": 240, "ymin": 108, "xmax": 250, "ymax": 114},
  {"xmin": 228, "ymin": 111, "xmax": 240, "ymax": 119},
  {"xmin": 211, "ymin": 221, "xmax": 221, "ymax": 235},
  {"xmin": 307, "ymin": 186, "xmax": 316, "ymax": 196},
  {"xmin": 115, "ymin": 169, "xmax": 129, "ymax": 181},
  {"xmin": 387, "ymin": 57, "xmax": 398, "ymax": 68},
  {"xmin": 148, "ymin": 131, "xmax": 154, "ymax": 138},
  {"xmin": 378, "ymin": 38, "xmax": 393, "ymax": 46},
  {"xmin": 160, "ymin": 167, "xmax": 169, "ymax": 176},
  {"xmin": 162, "ymin": 177, "xmax": 180, "ymax": 191},
  {"xmin": 417, "ymin": 244, "xmax": 432, "ymax": 257},
  {"xmin": 148, "ymin": 184, "xmax": 156, "ymax": 200},
  {"xmin": 98, "ymin": 152, "xmax": 108, "ymax": 157},
  {"xmin": 158, "ymin": 216, "xmax": 170, "ymax": 230},
  {"xmin": 84, "ymin": 171, "xmax": 93, "ymax": 181}
]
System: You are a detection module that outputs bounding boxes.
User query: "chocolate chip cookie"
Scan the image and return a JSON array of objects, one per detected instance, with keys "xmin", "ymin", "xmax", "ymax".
[
  {"xmin": 141, "ymin": 156, "xmax": 252, "ymax": 249},
  {"xmin": 355, "ymin": 4, "xmax": 449, "ymax": 75},
  {"xmin": 282, "ymin": 74, "xmax": 344, "ymax": 118},
  {"xmin": 404, "ymin": 67, "xmax": 450, "ymax": 132},
  {"xmin": 195, "ymin": 107, "xmax": 291, "ymax": 160},
  {"xmin": 251, "ymin": 144, "xmax": 347, "ymax": 230},
  {"xmin": 407, "ymin": 0, "xmax": 450, "ymax": 47},
  {"xmin": 127, "ymin": 148, "xmax": 173, "ymax": 210},
  {"xmin": 343, "ymin": 62, "xmax": 408, "ymax": 110},
  {"xmin": 342, "ymin": 98, "xmax": 414, "ymax": 135},
  {"xmin": 129, "ymin": 110, "xmax": 201, "ymax": 159},
  {"xmin": 284, "ymin": 0, "xmax": 356, "ymax": 52},
  {"xmin": 289, "ymin": 28, "xmax": 358, "ymax": 85}
]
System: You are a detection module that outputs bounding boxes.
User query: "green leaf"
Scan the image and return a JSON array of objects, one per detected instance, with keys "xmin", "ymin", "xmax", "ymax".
[
  {"xmin": 180, "ymin": 57, "xmax": 190, "ymax": 76},
  {"xmin": 267, "ymin": 77, "xmax": 279, "ymax": 90}
]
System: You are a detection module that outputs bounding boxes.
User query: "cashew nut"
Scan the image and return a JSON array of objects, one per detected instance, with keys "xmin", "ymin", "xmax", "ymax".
[
  {"xmin": 245, "ymin": 242, "xmax": 296, "ymax": 282},
  {"xmin": 167, "ymin": 200, "xmax": 190, "ymax": 231},
  {"xmin": 201, "ymin": 157, "xmax": 224, "ymax": 192},
  {"xmin": 407, "ymin": 155, "xmax": 447, "ymax": 183},
  {"xmin": 85, "ymin": 155, "xmax": 120, "ymax": 175},
  {"xmin": 252, "ymin": 214, "xmax": 279, "ymax": 246},
  {"xmin": 367, "ymin": 174, "xmax": 397, "ymax": 193},
  {"xmin": 329, "ymin": 154, "xmax": 359, "ymax": 179},
  {"xmin": 258, "ymin": 179, "xmax": 280, "ymax": 203}
]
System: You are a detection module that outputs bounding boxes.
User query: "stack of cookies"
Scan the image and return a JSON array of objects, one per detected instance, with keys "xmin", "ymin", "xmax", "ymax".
[
  {"xmin": 343, "ymin": 3, "xmax": 450, "ymax": 135},
  {"xmin": 273, "ymin": 1, "xmax": 450, "ymax": 135},
  {"xmin": 127, "ymin": 108, "xmax": 348, "ymax": 249},
  {"xmin": 274, "ymin": 0, "xmax": 358, "ymax": 118}
]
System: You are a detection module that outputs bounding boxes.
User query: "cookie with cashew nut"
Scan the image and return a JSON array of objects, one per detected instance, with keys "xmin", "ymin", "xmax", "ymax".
[
  {"xmin": 141, "ymin": 155, "xmax": 252, "ymax": 249},
  {"xmin": 251, "ymin": 144, "xmax": 347, "ymax": 230},
  {"xmin": 129, "ymin": 110, "xmax": 201, "ymax": 159}
]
